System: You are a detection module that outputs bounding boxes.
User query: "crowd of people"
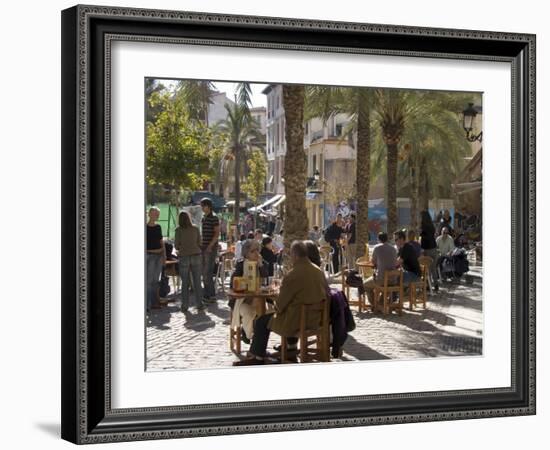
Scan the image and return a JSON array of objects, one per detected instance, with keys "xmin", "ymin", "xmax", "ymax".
[
  {"xmin": 146, "ymin": 200, "xmax": 468, "ymax": 363},
  {"xmin": 146, "ymin": 198, "xmax": 221, "ymax": 312}
]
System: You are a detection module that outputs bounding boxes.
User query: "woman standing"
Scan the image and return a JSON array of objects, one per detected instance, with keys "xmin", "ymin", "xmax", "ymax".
[
  {"xmin": 174, "ymin": 210, "xmax": 205, "ymax": 312},
  {"xmin": 146, "ymin": 207, "xmax": 166, "ymax": 313},
  {"xmin": 420, "ymin": 210, "xmax": 439, "ymax": 291}
]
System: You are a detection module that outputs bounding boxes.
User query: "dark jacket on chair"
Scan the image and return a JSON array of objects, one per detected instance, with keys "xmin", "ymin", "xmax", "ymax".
[{"xmin": 329, "ymin": 288, "xmax": 355, "ymax": 358}]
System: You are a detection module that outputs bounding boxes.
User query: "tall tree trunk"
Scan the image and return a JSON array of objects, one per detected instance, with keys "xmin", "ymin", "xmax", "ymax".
[
  {"xmin": 355, "ymin": 88, "xmax": 371, "ymax": 258},
  {"xmin": 386, "ymin": 141, "xmax": 398, "ymax": 235},
  {"xmin": 410, "ymin": 156, "xmax": 419, "ymax": 232},
  {"xmin": 234, "ymin": 144, "xmax": 241, "ymax": 227},
  {"xmin": 282, "ymin": 84, "xmax": 308, "ymax": 255},
  {"xmin": 419, "ymin": 157, "xmax": 430, "ymax": 211}
]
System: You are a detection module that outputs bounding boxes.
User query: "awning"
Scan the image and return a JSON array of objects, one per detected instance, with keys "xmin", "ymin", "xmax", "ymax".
[
  {"xmin": 247, "ymin": 194, "xmax": 283, "ymax": 213},
  {"xmin": 271, "ymin": 195, "xmax": 286, "ymax": 208}
]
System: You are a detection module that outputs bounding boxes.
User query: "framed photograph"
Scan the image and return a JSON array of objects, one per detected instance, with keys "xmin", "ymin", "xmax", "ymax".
[{"xmin": 61, "ymin": 4, "xmax": 536, "ymax": 444}]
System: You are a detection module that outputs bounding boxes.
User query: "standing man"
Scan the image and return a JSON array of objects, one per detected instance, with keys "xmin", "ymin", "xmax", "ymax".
[
  {"xmin": 146, "ymin": 206, "xmax": 166, "ymax": 313},
  {"xmin": 200, "ymin": 198, "xmax": 220, "ymax": 303},
  {"xmin": 324, "ymin": 214, "xmax": 345, "ymax": 273},
  {"xmin": 345, "ymin": 213, "xmax": 357, "ymax": 269}
]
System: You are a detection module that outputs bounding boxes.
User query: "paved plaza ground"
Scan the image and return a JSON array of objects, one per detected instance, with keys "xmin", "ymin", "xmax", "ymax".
[{"xmin": 146, "ymin": 263, "xmax": 483, "ymax": 371}]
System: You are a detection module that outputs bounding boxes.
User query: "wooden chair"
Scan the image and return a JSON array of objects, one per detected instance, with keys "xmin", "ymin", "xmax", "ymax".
[
  {"xmin": 281, "ymin": 299, "xmax": 330, "ymax": 363},
  {"xmin": 408, "ymin": 264, "xmax": 429, "ymax": 310},
  {"xmin": 372, "ymin": 269, "xmax": 404, "ymax": 315},
  {"xmin": 229, "ymin": 322, "xmax": 242, "ymax": 355},
  {"xmin": 216, "ymin": 251, "xmax": 235, "ymax": 292},
  {"xmin": 418, "ymin": 255, "xmax": 434, "ymax": 293}
]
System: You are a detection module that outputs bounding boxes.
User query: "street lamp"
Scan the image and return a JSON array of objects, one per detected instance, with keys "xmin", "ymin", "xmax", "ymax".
[{"xmin": 461, "ymin": 103, "xmax": 483, "ymax": 143}]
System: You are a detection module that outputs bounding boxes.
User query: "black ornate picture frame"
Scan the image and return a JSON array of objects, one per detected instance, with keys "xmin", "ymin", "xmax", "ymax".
[{"xmin": 61, "ymin": 4, "xmax": 536, "ymax": 444}]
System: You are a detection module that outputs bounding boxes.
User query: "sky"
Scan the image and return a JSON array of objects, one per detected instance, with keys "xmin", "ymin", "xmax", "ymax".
[
  {"xmin": 213, "ymin": 82, "xmax": 268, "ymax": 109},
  {"xmin": 160, "ymin": 79, "xmax": 268, "ymax": 109}
]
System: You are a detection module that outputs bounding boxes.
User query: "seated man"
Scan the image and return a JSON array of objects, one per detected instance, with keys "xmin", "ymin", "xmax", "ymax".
[
  {"xmin": 233, "ymin": 240, "xmax": 328, "ymax": 366},
  {"xmin": 394, "ymin": 229, "xmax": 421, "ymax": 286},
  {"xmin": 363, "ymin": 232, "xmax": 397, "ymax": 305},
  {"xmin": 407, "ymin": 229, "xmax": 422, "ymax": 258},
  {"xmin": 436, "ymin": 227, "xmax": 455, "ymax": 280}
]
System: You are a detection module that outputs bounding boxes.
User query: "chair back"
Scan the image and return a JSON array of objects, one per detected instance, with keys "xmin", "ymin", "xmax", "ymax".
[
  {"xmin": 300, "ymin": 299, "xmax": 328, "ymax": 333},
  {"xmin": 418, "ymin": 255, "xmax": 432, "ymax": 281},
  {"xmin": 222, "ymin": 251, "xmax": 235, "ymax": 261},
  {"xmin": 355, "ymin": 256, "xmax": 373, "ymax": 278},
  {"xmin": 418, "ymin": 255, "xmax": 433, "ymax": 268},
  {"xmin": 383, "ymin": 269, "xmax": 403, "ymax": 288}
]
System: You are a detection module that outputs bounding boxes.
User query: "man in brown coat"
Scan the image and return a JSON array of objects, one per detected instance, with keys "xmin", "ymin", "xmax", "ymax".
[{"xmin": 233, "ymin": 240, "xmax": 328, "ymax": 366}]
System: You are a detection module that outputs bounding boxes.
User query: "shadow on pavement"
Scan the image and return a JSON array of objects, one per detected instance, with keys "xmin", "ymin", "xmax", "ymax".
[
  {"xmin": 205, "ymin": 300, "xmax": 231, "ymax": 321},
  {"xmin": 400, "ymin": 330, "xmax": 483, "ymax": 357},
  {"xmin": 183, "ymin": 311, "xmax": 216, "ymax": 332},
  {"xmin": 445, "ymin": 293, "xmax": 483, "ymax": 312},
  {"xmin": 341, "ymin": 334, "xmax": 391, "ymax": 361},
  {"xmin": 147, "ymin": 304, "xmax": 179, "ymax": 330}
]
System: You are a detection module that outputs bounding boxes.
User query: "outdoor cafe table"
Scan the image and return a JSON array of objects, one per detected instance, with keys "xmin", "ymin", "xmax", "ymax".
[
  {"xmin": 226, "ymin": 288, "xmax": 279, "ymax": 316},
  {"xmin": 356, "ymin": 259, "xmax": 375, "ymax": 278},
  {"xmin": 356, "ymin": 260, "xmax": 374, "ymax": 269}
]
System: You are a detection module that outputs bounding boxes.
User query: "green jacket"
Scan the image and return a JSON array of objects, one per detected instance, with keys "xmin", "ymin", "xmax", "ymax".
[{"xmin": 270, "ymin": 259, "xmax": 328, "ymax": 337}]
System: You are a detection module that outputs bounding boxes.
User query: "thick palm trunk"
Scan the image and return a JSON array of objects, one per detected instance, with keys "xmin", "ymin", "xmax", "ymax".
[
  {"xmin": 410, "ymin": 157, "xmax": 419, "ymax": 231},
  {"xmin": 419, "ymin": 157, "xmax": 430, "ymax": 211},
  {"xmin": 386, "ymin": 141, "xmax": 398, "ymax": 235},
  {"xmin": 282, "ymin": 84, "xmax": 308, "ymax": 253},
  {"xmin": 355, "ymin": 88, "xmax": 371, "ymax": 258}
]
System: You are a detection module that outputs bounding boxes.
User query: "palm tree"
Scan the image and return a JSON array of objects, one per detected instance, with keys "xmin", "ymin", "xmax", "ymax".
[
  {"xmin": 401, "ymin": 109, "xmax": 471, "ymax": 212},
  {"xmin": 305, "ymin": 85, "xmax": 373, "ymax": 258},
  {"xmin": 350, "ymin": 88, "xmax": 372, "ymax": 257},
  {"xmin": 374, "ymin": 89, "xmax": 410, "ymax": 235},
  {"xmin": 371, "ymin": 90, "xmax": 474, "ymax": 231},
  {"xmin": 145, "ymin": 79, "xmax": 166, "ymax": 124},
  {"xmin": 282, "ymin": 84, "xmax": 308, "ymax": 251},
  {"xmin": 175, "ymin": 80, "xmax": 215, "ymax": 125},
  {"xmin": 217, "ymin": 84, "xmax": 263, "ymax": 226}
]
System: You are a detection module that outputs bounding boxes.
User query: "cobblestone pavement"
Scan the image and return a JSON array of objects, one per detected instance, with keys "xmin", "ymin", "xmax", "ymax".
[{"xmin": 146, "ymin": 271, "xmax": 483, "ymax": 371}]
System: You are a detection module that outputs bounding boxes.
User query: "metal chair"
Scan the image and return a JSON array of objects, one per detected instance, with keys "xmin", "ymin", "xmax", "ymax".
[
  {"xmin": 216, "ymin": 251, "xmax": 235, "ymax": 292},
  {"xmin": 319, "ymin": 246, "xmax": 335, "ymax": 278}
]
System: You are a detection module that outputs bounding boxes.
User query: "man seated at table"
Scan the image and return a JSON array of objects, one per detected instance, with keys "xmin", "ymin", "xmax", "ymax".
[
  {"xmin": 363, "ymin": 232, "xmax": 397, "ymax": 306},
  {"xmin": 435, "ymin": 226, "xmax": 456, "ymax": 280},
  {"xmin": 233, "ymin": 240, "xmax": 327, "ymax": 366},
  {"xmin": 394, "ymin": 229, "xmax": 421, "ymax": 286}
]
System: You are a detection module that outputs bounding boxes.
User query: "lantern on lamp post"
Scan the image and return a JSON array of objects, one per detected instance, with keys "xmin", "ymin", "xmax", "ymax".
[{"xmin": 461, "ymin": 103, "xmax": 483, "ymax": 143}]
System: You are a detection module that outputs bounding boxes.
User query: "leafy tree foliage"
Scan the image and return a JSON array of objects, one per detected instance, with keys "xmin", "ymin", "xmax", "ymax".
[{"xmin": 146, "ymin": 90, "xmax": 221, "ymax": 195}]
